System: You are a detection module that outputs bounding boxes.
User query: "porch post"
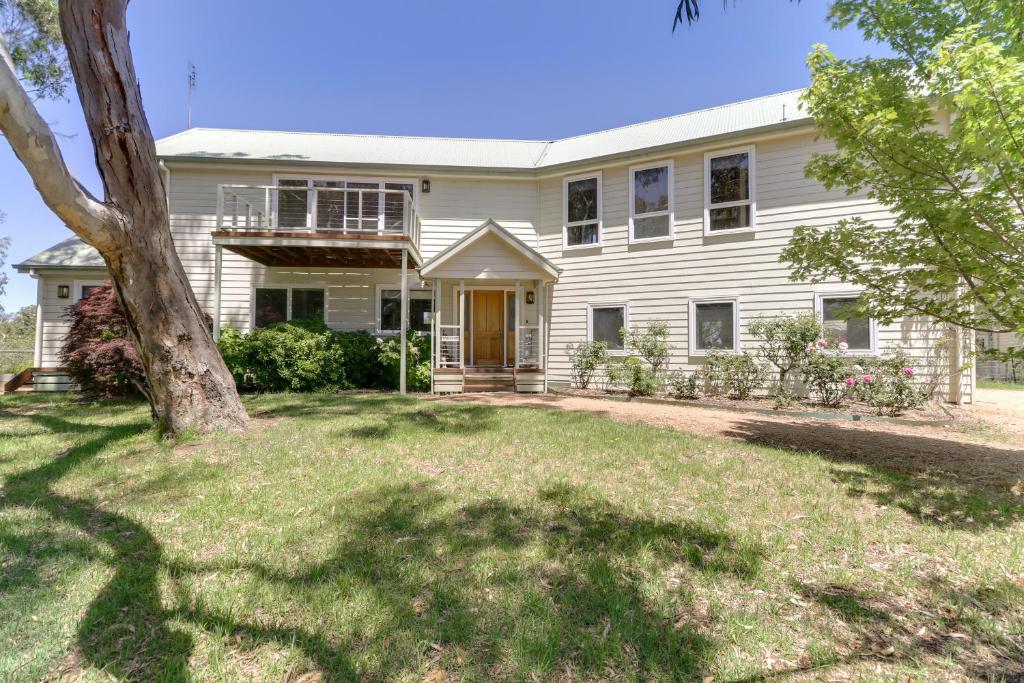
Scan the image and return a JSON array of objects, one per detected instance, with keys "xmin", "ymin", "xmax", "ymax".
[
  {"xmin": 33, "ymin": 275, "xmax": 43, "ymax": 367},
  {"xmin": 400, "ymin": 247, "xmax": 409, "ymax": 394},
  {"xmin": 514, "ymin": 280, "xmax": 522, "ymax": 369},
  {"xmin": 538, "ymin": 280, "xmax": 546, "ymax": 371},
  {"xmin": 459, "ymin": 279, "xmax": 466, "ymax": 369},
  {"xmin": 213, "ymin": 244, "xmax": 223, "ymax": 342}
]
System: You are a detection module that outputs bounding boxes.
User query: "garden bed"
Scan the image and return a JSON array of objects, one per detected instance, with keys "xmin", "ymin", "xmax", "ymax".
[{"xmin": 550, "ymin": 386, "xmax": 955, "ymax": 425}]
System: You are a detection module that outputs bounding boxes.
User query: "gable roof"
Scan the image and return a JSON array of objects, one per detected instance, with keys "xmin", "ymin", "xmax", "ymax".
[
  {"xmin": 420, "ymin": 219, "xmax": 561, "ymax": 280},
  {"xmin": 13, "ymin": 236, "xmax": 105, "ymax": 272},
  {"xmin": 156, "ymin": 90, "xmax": 809, "ymax": 173}
]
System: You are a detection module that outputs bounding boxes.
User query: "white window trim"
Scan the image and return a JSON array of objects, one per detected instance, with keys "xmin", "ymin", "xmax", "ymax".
[
  {"xmin": 72, "ymin": 279, "xmax": 106, "ymax": 302},
  {"xmin": 629, "ymin": 160, "xmax": 674, "ymax": 244},
  {"xmin": 271, "ymin": 173, "xmax": 418, "ymax": 230},
  {"xmin": 703, "ymin": 145, "xmax": 756, "ymax": 236},
  {"xmin": 688, "ymin": 297, "xmax": 741, "ymax": 356},
  {"xmin": 814, "ymin": 290, "xmax": 879, "ymax": 355},
  {"xmin": 587, "ymin": 302, "xmax": 629, "ymax": 355},
  {"xmin": 563, "ymin": 172, "xmax": 603, "ymax": 251},
  {"xmin": 250, "ymin": 285, "xmax": 327, "ymax": 330},
  {"xmin": 376, "ymin": 283, "xmax": 433, "ymax": 335}
]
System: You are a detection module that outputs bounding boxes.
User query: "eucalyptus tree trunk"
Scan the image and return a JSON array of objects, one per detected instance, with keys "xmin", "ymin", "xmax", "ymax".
[{"xmin": 0, "ymin": 0, "xmax": 247, "ymax": 434}]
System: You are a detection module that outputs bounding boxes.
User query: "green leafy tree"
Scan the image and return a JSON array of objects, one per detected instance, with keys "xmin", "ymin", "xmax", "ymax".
[
  {"xmin": 781, "ymin": 1, "xmax": 1024, "ymax": 334},
  {"xmin": 0, "ymin": 0, "xmax": 68, "ymax": 98}
]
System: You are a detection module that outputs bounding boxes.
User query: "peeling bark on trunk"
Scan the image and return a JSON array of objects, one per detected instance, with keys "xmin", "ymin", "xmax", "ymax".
[{"xmin": 0, "ymin": 0, "xmax": 248, "ymax": 434}]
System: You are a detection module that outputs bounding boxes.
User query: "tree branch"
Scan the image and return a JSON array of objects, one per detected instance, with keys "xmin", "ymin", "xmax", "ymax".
[{"xmin": 0, "ymin": 34, "xmax": 115, "ymax": 249}]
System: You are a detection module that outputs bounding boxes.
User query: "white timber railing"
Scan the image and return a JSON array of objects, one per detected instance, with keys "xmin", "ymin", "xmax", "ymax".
[
  {"xmin": 437, "ymin": 324, "xmax": 462, "ymax": 368},
  {"xmin": 517, "ymin": 325, "xmax": 541, "ymax": 368},
  {"xmin": 216, "ymin": 184, "xmax": 421, "ymax": 246}
]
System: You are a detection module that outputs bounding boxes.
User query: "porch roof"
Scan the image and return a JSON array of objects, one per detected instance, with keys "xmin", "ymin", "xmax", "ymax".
[{"xmin": 419, "ymin": 220, "xmax": 561, "ymax": 281}]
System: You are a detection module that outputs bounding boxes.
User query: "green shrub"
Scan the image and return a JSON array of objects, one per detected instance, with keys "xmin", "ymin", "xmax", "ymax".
[
  {"xmin": 376, "ymin": 335, "xmax": 431, "ymax": 392},
  {"xmin": 719, "ymin": 352, "xmax": 767, "ymax": 400},
  {"xmin": 801, "ymin": 339, "xmax": 855, "ymax": 408},
  {"xmin": 605, "ymin": 356, "xmax": 658, "ymax": 397},
  {"xmin": 749, "ymin": 314, "xmax": 823, "ymax": 392},
  {"xmin": 567, "ymin": 340, "xmax": 609, "ymax": 389},
  {"xmin": 699, "ymin": 351, "xmax": 730, "ymax": 396},
  {"xmin": 623, "ymin": 320, "xmax": 672, "ymax": 379},
  {"xmin": 849, "ymin": 349, "xmax": 927, "ymax": 416},
  {"xmin": 217, "ymin": 323, "xmax": 433, "ymax": 393},
  {"xmin": 668, "ymin": 370, "xmax": 700, "ymax": 400}
]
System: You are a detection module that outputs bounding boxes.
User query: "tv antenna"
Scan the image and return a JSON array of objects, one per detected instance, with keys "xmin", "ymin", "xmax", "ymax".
[{"xmin": 187, "ymin": 61, "xmax": 197, "ymax": 128}]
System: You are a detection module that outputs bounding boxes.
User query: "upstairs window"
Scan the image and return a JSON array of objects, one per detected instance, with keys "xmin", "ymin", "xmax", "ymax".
[
  {"xmin": 704, "ymin": 147, "xmax": 755, "ymax": 234},
  {"xmin": 817, "ymin": 293, "xmax": 876, "ymax": 353},
  {"xmin": 274, "ymin": 177, "xmax": 414, "ymax": 232},
  {"xmin": 630, "ymin": 162, "xmax": 673, "ymax": 242},
  {"xmin": 564, "ymin": 174, "xmax": 602, "ymax": 248},
  {"xmin": 254, "ymin": 287, "xmax": 325, "ymax": 328},
  {"xmin": 689, "ymin": 298, "xmax": 740, "ymax": 354},
  {"xmin": 588, "ymin": 303, "xmax": 627, "ymax": 352}
]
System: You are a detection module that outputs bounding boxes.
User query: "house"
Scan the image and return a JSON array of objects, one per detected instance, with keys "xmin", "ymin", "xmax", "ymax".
[{"xmin": 13, "ymin": 90, "xmax": 974, "ymax": 401}]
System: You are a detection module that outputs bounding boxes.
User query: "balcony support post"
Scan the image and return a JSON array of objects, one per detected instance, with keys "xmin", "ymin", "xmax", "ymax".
[
  {"xmin": 515, "ymin": 280, "xmax": 522, "ymax": 370},
  {"xmin": 213, "ymin": 244, "xmax": 222, "ymax": 342},
  {"xmin": 400, "ymin": 247, "xmax": 409, "ymax": 395}
]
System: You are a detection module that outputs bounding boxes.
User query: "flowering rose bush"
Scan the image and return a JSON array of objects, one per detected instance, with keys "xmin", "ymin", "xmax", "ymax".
[
  {"xmin": 800, "ymin": 338, "xmax": 856, "ymax": 408},
  {"xmin": 848, "ymin": 349, "xmax": 927, "ymax": 416}
]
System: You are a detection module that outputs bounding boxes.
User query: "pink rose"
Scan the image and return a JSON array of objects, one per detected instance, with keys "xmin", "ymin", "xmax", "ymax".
[
  {"xmin": 862, "ymin": 374, "xmax": 874, "ymax": 383},
  {"xmin": 903, "ymin": 367, "xmax": 914, "ymax": 377},
  {"xmin": 817, "ymin": 339, "xmax": 828, "ymax": 348},
  {"xmin": 805, "ymin": 342, "xmax": 816, "ymax": 353},
  {"xmin": 845, "ymin": 377, "xmax": 856, "ymax": 386}
]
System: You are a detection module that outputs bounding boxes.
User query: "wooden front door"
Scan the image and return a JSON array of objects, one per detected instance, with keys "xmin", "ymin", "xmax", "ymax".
[{"xmin": 472, "ymin": 291, "xmax": 504, "ymax": 366}]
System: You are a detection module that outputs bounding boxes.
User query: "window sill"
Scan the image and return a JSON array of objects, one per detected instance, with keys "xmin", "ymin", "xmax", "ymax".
[
  {"xmin": 688, "ymin": 348, "xmax": 741, "ymax": 357},
  {"xmin": 703, "ymin": 226, "xmax": 755, "ymax": 237},
  {"xmin": 563, "ymin": 242, "xmax": 603, "ymax": 252},
  {"xmin": 628, "ymin": 234, "xmax": 674, "ymax": 245}
]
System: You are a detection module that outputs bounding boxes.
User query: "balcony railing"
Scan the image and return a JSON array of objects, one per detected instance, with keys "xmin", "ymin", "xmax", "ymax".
[{"xmin": 216, "ymin": 184, "xmax": 421, "ymax": 246}]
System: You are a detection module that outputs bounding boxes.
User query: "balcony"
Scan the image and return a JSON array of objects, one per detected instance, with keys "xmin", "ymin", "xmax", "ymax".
[{"xmin": 213, "ymin": 183, "xmax": 422, "ymax": 268}]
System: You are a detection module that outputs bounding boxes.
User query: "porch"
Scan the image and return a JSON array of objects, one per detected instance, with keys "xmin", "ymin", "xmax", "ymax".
[{"xmin": 420, "ymin": 220, "xmax": 560, "ymax": 394}]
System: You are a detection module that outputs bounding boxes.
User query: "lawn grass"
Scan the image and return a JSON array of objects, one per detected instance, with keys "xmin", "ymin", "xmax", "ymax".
[
  {"xmin": 1, "ymin": 392, "xmax": 1022, "ymax": 681},
  {"xmin": 979, "ymin": 379, "xmax": 1024, "ymax": 391}
]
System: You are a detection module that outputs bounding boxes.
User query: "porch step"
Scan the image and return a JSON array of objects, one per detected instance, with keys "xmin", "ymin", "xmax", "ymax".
[{"xmin": 463, "ymin": 371, "xmax": 515, "ymax": 393}]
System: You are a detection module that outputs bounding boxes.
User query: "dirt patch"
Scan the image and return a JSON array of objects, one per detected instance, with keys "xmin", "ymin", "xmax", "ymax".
[
  {"xmin": 971, "ymin": 389, "xmax": 1024, "ymax": 436},
  {"xmin": 436, "ymin": 391, "xmax": 1024, "ymax": 489}
]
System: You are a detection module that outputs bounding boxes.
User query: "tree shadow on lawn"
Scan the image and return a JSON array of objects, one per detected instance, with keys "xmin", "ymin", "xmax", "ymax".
[
  {"xmin": 716, "ymin": 418, "xmax": 1024, "ymax": 530},
  {"xmin": 1, "ymin": 400, "xmax": 760, "ymax": 680}
]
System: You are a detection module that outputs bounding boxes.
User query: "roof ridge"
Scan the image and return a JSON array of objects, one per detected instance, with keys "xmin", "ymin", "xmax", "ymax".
[
  {"xmin": 550, "ymin": 88, "xmax": 807, "ymax": 144},
  {"xmin": 172, "ymin": 127, "xmax": 550, "ymax": 145}
]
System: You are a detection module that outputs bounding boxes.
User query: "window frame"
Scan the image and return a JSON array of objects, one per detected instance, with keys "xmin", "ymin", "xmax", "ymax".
[
  {"xmin": 271, "ymin": 173, "xmax": 418, "ymax": 231},
  {"xmin": 688, "ymin": 296, "xmax": 741, "ymax": 356},
  {"xmin": 249, "ymin": 285, "xmax": 327, "ymax": 330},
  {"xmin": 703, "ymin": 145, "xmax": 756, "ymax": 236},
  {"xmin": 562, "ymin": 172, "xmax": 603, "ymax": 251},
  {"xmin": 376, "ymin": 283, "xmax": 434, "ymax": 335},
  {"xmin": 628, "ymin": 160, "xmax": 674, "ymax": 244},
  {"xmin": 72, "ymin": 279, "xmax": 106, "ymax": 303},
  {"xmin": 814, "ymin": 291, "xmax": 879, "ymax": 355},
  {"xmin": 587, "ymin": 302, "xmax": 629, "ymax": 355}
]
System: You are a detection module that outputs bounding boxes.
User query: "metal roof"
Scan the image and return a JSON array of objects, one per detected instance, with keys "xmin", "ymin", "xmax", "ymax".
[
  {"xmin": 156, "ymin": 90, "xmax": 809, "ymax": 171},
  {"xmin": 14, "ymin": 236, "xmax": 104, "ymax": 272}
]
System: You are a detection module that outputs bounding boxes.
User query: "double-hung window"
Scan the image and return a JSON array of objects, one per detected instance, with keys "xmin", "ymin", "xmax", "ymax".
[
  {"xmin": 588, "ymin": 303, "xmax": 628, "ymax": 353},
  {"xmin": 816, "ymin": 293, "xmax": 877, "ymax": 353},
  {"xmin": 378, "ymin": 286, "xmax": 433, "ymax": 334},
  {"xmin": 704, "ymin": 146, "xmax": 755, "ymax": 234},
  {"xmin": 629, "ymin": 161, "xmax": 673, "ymax": 242},
  {"xmin": 689, "ymin": 298, "xmax": 740, "ymax": 354},
  {"xmin": 253, "ymin": 287, "xmax": 325, "ymax": 328},
  {"xmin": 563, "ymin": 173, "xmax": 602, "ymax": 249},
  {"xmin": 274, "ymin": 177, "xmax": 415, "ymax": 233}
]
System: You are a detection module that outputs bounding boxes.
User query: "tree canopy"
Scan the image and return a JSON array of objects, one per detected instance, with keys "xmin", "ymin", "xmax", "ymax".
[
  {"xmin": 781, "ymin": 1, "xmax": 1024, "ymax": 334},
  {"xmin": 0, "ymin": 0, "xmax": 67, "ymax": 98}
]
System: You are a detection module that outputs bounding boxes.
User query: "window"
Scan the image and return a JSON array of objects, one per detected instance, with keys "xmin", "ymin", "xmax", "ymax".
[
  {"xmin": 378, "ymin": 286, "xmax": 433, "ymax": 334},
  {"xmin": 72, "ymin": 280, "xmax": 105, "ymax": 302},
  {"xmin": 689, "ymin": 298, "xmax": 740, "ymax": 354},
  {"xmin": 588, "ymin": 303, "xmax": 627, "ymax": 352},
  {"xmin": 817, "ymin": 293, "xmax": 876, "ymax": 352},
  {"xmin": 274, "ymin": 177, "xmax": 415, "ymax": 232},
  {"xmin": 253, "ymin": 287, "xmax": 326, "ymax": 328},
  {"xmin": 629, "ymin": 161, "xmax": 673, "ymax": 242},
  {"xmin": 564, "ymin": 174, "xmax": 602, "ymax": 248},
  {"xmin": 704, "ymin": 146, "xmax": 755, "ymax": 234}
]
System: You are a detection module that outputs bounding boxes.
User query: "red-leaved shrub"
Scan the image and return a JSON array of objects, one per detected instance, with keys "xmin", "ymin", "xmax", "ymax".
[{"xmin": 61, "ymin": 281, "xmax": 148, "ymax": 399}]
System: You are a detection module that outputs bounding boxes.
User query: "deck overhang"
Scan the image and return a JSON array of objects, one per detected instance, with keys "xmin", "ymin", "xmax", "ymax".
[{"xmin": 211, "ymin": 230, "xmax": 422, "ymax": 269}]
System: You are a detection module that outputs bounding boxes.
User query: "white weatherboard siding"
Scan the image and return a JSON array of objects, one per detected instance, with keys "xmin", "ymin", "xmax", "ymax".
[{"xmin": 537, "ymin": 131, "xmax": 971, "ymax": 403}]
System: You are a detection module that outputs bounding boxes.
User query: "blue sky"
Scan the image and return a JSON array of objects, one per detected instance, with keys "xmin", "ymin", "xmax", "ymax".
[{"xmin": 0, "ymin": 0, "xmax": 883, "ymax": 311}]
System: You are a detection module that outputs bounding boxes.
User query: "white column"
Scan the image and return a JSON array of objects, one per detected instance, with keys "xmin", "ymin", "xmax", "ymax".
[
  {"xmin": 213, "ymin": 245, "xmax": 223, "ymax": 342},
  {"xmin": 399, "ymin": 248, "xmax": 409, "ymax": 394},
  {"xmin": 33, "ymin": 274, "xmax": 43, "ymax": 368},
  {"xmin": 538, "ymin": 281, "xmax": 546, "ymax": 371},
  {"xmin": 514, "ymin": 280, "xmax": 522, "ymax": 369},
  {"xmin": 459, "ymin": 279, "xmax": 466, "ymax": 369}
]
